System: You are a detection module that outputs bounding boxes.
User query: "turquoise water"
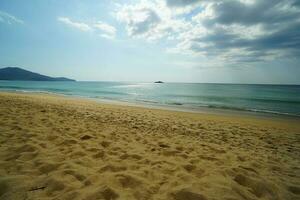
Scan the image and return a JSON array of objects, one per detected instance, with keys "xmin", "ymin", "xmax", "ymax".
[{"xmin": 1, "ymin": 81, "xmax": 300, "ymax": 117}]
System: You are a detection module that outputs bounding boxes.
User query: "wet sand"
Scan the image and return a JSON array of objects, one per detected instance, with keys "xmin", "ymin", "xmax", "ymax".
[{"xmin": 0, "ymin": 92, "xmax": 299, "ymax": 200}]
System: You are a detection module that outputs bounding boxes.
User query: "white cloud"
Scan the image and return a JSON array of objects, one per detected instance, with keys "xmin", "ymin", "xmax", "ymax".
[
  {"xmin": 115, "ymin": 0, "xmax": 191, "ymax": 41},
  {"xmin": 99, "ymin": 34, "xmax": 114, "ymax": 40},
  {"xmin": 94, "ymin": 21, "xmax": 116, "ymax": 38},
  {"xmin": 0, "ymin": 10, "xmax": 24, "ymax": 25},
  {"xmin": 58, "ymin": 17, "xmax": 92, "ymax": 32},
  {"xmin": 58, "ymin": 17, "xmax": 117, "ymax": 39},
  {"xmin": 115, "ymin": 0, "xmax": 300, "ymax": 67}
]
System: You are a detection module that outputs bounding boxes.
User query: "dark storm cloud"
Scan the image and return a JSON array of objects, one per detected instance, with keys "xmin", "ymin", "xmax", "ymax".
[
  {"xmin": 186, "ymin": 0, "xmax": 300, "ymax": 63},
  {"xmin": 192, "ymin": 21, "xmax": 300, "ymax": 51},
  {"xmin": 119, "ymin": 0, "xmax": 300, "ymax": 64},
  {"xmin": 203, "ymin": 0, "xmax": 299, "ymax": 27},
  {"xmin": 129, "ymin": 8, "xmax": 161, "ymax": 36},
  {"xmin": 188, "ymin": 21, "xmax": 300, "ymax": 62},
  {"xmin": 165, "ymin": 0, "xmax": 201, "ymax": 7}
]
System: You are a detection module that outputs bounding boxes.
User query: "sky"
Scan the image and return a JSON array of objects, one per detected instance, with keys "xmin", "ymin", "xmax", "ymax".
[{"xmin": 0, "ymin": 0, "xmax": 300, "ymax": 84}]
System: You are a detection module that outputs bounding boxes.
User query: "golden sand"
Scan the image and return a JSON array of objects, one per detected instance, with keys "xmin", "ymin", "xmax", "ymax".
[{"xmin": 0, "ymin": 92, "xmax": 299, "ymax": 200}]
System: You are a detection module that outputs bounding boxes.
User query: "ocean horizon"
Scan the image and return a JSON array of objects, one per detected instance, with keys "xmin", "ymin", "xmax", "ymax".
[{"xmin": 1, "ymin": 80, "xmax": 299, "ymax": 117}]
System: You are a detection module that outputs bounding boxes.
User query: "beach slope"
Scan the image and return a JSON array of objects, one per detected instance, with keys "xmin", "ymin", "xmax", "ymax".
[{"xmin": 0, "ymin": 92, "xmax": 299, "ymax": 200}]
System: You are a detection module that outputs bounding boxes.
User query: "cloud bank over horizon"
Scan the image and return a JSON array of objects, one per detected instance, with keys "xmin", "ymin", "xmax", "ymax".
[
  {"xmin": 115, "ymin": 0, "xmax": 300, "ymax": 67},
  {"xmin": 0, "ymin": 0, "xmax": 299, "ymax": 83}
]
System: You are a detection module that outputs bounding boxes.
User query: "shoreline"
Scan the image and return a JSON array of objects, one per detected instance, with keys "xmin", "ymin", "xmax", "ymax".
[{"xmin": 1, "ymin": 90, "xmax": 300, "ymax": 121}]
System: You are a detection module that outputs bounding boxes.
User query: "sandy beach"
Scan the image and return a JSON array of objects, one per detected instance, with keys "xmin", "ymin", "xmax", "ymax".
[{"xmin": 0, "ymin": 92, "xmax": 299, "ymax": 200}]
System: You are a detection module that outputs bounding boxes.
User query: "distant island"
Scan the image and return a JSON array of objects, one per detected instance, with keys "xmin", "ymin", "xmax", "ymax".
[
  {"xmin": 154, "ymin": 81, "xmax": 164, "ymax": 83},
  {"xmin": 0, "ymin": 67, "xmax": 75, "ymax": 81}
]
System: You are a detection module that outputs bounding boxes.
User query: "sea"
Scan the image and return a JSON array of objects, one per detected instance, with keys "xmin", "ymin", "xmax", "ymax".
[{"xmin": 1, "ymin": 81, "xmax": 300, "ymax": 117}]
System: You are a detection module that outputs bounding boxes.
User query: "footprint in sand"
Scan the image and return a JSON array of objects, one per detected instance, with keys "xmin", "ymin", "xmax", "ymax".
[
  {"xmin": 69, "ymin": 151, "xmax": 87, "ymax": 159},
  {"xmin": 38, "ymin": 163, "xmax": 60, "ymax": 174},
  {"xmin": 98, "ymin": 164, "xmax": 127, "ymax": 173},
  {"xmin": 101, "ymin": 140, "xmax": 111, "ymax": 148},
  {"xmin": 18, "ymin": 151, "xmax": 38, "ymax": 161},
  {"xmin": 80, "ymin": 135, "xmax": 93, "ymax": 140},
  {"xmin": 233, "ymin": 174, "xmax": 278, "ymax": 199},
  {"xmin": 15, "ymin": 144, "xmax": 36, "ymax": 153},
  {"xmin": 45, "ymin": 178, "xmax": 66, "ymax": 196},
  {"xmin": 182, "ymin": 164, "xmax": 196, "ymax": 172},
  {"xmin": 60, "ymin": 191, "xmax": 79, "ymax": 200},
  {"xmin": 63, "ymin": 169, "xmax": 86, "ymax": 182},
  {"xmin": 171, "ymin": 188, "xmax": 207, "ymax": 200},
  {"xmin": 46, "ymin": 135, "xmax": 59, "ymax": 141},
  {"xmin": 115, "ymin": 173, "xmax": 143, "ymax": 189},
  {"xmin": 83, "ymin": 186, "xmax": 119, "ymax": 200},
  {"xmin": 92, "ymin": 150, "xmax": 105, "ymax": 159},
  {"xmin": 60, "ymin": 139, "xmax": 78, "ymax": 146},
  {"xmin": 287, "ymin": 185, "xmax": 300, "ymax": 195},
  {"xmin": 119, "ymin": 153, "xmax": 143, "ymax": 160}
]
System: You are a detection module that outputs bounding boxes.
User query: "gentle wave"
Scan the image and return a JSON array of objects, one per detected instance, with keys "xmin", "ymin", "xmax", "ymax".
[
  {"xmin": 1, "ymin": 88, "xmax": 299, "ymax": 117},
  {"xmin": 0, "ymin": 86, "xmax": 72, "ymax": 93},
  {"xmin": 136, "ymin": 99, "xmax": 160, "ymax": 104},
  {"xmin": 164, "ymin": 101, "xmax": 300, "ymax": 117},
  {"xmin": 165, "ymin": 102, "xmax": 183, "ymax": 106},
  {"xmin": 205, "ymin": 105, "xmax": 300, "ymax": 117},
  {"xmin": 165, "ymin": 94, "xmax": 300, "ymax": 104},
  {"xmin": 110, "ymin": 83, "xmax": 154, "ymax": 88},
  {"xmin": 93, "ymin": 90, "xmax": 128, "ymax": 96},
  {"xmin": 1, "ymin": 82, "xmax": 299, "ymax": 118}
]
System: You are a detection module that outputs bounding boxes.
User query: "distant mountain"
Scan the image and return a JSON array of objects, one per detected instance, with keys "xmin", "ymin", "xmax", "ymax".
[{"xmin": 0, "ymin": 67, "xmax": 75, "ymax": 81}]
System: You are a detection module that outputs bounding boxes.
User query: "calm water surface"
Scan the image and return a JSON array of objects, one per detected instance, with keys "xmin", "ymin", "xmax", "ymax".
[{"xmin": 1, "ymin": 81, "xmax": 299, "ymax": 117}]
